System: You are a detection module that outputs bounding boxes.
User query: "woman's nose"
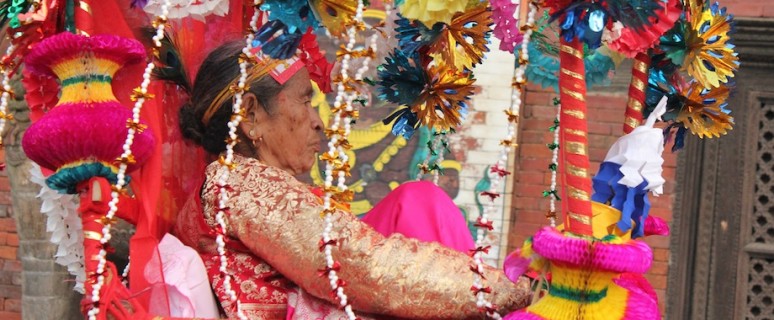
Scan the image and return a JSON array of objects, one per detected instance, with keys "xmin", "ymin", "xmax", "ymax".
[{"xmin": 311, "ymin": 108, "xmax": 323, "ymax": 131}]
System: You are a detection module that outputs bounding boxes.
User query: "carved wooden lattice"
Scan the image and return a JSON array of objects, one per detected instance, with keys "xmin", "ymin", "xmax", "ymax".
[{"xmin": 747, "ymin": 103, "xmax": 774, "ymax": 319}]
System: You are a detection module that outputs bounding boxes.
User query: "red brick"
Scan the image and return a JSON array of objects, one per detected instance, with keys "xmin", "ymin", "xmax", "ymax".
[
  {"xmin": 524, "ymin": 91, "xmax": 556, "ymax": 106},
  {"xmin": 0, "ymin": 311, "xmax": 21, "ymax": 320},
  {"xmin": 653, "ymin": 248, "xmax": 669, "ymax": 262},
  {"xmin": 516, "ymin": 210, "xmax": 553, "ymax": 225},
  {"xmin": 0, "ymin": 285, "xmax": 20, "ymax": 299},
  {"xmin": 515, "ymin": 171, "xmax": 545, "ymax": 185},
  {"xmin": 587, "ymin": 122, "xmax": 612, "ymax": 135},
  {"xmin": 518, "ymin": 144, "xmax": 552, "ymax": 158},
  {"xmin": 0, "ymin": 247, "xmax": 16, "ymax": 260},
  {"xmin": 644, "ymin": 236, "xmax": 670, "ymax": 249},
  {"xmin": 519, "ymin": 159, "xmax": 552, "ymax": 171},
  {"xmin": 518, "ymin": 131, "xmax": 554, "ymax": 144},
  {"xmin": 5, "ymin": 234, "xmax": 16, "ymax": 247},
  {"xmin": 527, "ymin": 105, "xmax": 560, "ymax": 120},
  {"xmin": 0, "ymin": 177, "xmax": 9, "ymax": 192},
  {"xmin": 3, "ymin": 298, "xmax": 19, "ymax": 313},
  {"xmin": 515, "ymin": 184, "xmax": 551, "ymax": 199},
  {"xmin": 644, "ymin": 274, "xmax": 668, "ymax": 291},
  {"xmin": 649, "ymin": 260, "xmax": 669, "ymax": 276},
  {"xmin": 2, "ymin": 260, "xmax": 20, "ymax": 272},
  {"xmin": 520, "ymin": 118, "xmax": 558, "ymax": 132},
  {"xmin": 0, "ymin": 219, "xmax": 14, "ymax": 233},
  {"xmin": 0, "ymin": 234, "xmax": 5, "ymax": 246},
  {"xmin": 514, "ymin": 197, "xmax": 542, "ymax": 210}
]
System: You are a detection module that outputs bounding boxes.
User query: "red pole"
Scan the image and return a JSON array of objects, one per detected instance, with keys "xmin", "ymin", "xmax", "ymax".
[
  {"xmin": 558, "ymin": 37, "xmax": 593, "ymax": 237},
  {"xmin": 623, "ymin": 52, "xmax": 650, "ymax": 134}
]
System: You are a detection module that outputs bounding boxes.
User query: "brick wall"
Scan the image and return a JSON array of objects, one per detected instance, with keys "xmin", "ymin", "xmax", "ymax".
[
  {"xmin": 722, "ymin": 0, "xmax": 773, "ymax": 17},
  {"xmin": 0, "ymin": 150, "xmax": 21, "ymax": 320},
  {"xmin": 507, "ymin": 83, "xmax": 678, "ymax": 314}
]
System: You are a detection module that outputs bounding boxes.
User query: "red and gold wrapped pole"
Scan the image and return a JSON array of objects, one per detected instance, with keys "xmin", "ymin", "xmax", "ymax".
[
  {"xmin": 558, "ymin": 37, "xmax": 593, "ymax": 236},
  {"xmin": 623, "ymin": 52, "xmax": 650, "ymax": 134},
  {"xmin": 74, "ymin": 0, "xmax": 95, "ymax": 36}
]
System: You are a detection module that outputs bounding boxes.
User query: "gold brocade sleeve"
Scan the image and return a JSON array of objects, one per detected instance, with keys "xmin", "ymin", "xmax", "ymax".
[{"xmin": 204, "ymin": 156, "xmax": 531, "ymax": 319}]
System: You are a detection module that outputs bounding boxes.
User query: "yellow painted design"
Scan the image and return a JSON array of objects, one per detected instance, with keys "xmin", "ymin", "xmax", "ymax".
[
  {"xmin": 373, "ymin": 136, "xmax": 407, "ymax": 172},
  {"xmin": 310, "ymin": 83, "xmax": 461, "ymax": 215},
  {"xmin": 350, "ymin": 200, "xmax": 373, "ymax": 214}
]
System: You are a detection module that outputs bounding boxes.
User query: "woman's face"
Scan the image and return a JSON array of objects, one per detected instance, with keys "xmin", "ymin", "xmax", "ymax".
[{"xmin": 257, "ymin": 69, "xmax": 324, "ymax": 175}]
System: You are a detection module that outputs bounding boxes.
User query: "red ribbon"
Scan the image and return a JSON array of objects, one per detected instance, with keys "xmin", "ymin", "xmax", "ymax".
[
  {"xmin": 318, "ymin": 238, "xmax": 338, "ymax": 251},
  {"xmin": 490, "ymin": 165, "xmax": 511, "ymax": 177},
  {"xmin": 474, "ymin": 217, "xmax": 494, "ymax": 231}
]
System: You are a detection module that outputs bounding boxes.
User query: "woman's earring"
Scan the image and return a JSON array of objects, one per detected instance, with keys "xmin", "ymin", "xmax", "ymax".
[{"xmin": 249, "ymin": 129, "xmax": 255, "ymax": 138}]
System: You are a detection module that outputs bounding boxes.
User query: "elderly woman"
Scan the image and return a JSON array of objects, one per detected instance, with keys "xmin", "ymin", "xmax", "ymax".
[{"xmin": 174, "ymin": 41, "xmax": 530, "ymax": 319}]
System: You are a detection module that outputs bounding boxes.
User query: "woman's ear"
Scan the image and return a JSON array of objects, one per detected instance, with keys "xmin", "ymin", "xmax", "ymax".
[{"xmin": 239, "ymin": 92, "xmax": 269, "ymax": 140}]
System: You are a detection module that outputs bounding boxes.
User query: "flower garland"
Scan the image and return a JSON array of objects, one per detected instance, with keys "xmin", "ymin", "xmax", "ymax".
[
  {"xmin": 206, "ymin": 2, "xmax": 264, "ymax": 319},
  {"xmin": 317, "ymin": 0, "xmax": 368, "ymax": 318},
  {"xmin": 85, "ymin": 1, "xmax": 172, "ymax": 319},
  {"xmin": 545, "ymin": 98, "xmax": 561, "ymax": 227},
  {"xmin": 415, "ymin": 131, "xmax": 445, "ymax": 182},
  {"xmin": 470, "ymin": 1, "xmax": 537, "ymax": 318}
]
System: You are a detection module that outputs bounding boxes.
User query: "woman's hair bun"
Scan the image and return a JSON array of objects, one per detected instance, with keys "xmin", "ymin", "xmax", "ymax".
[{"xmin": 178, "ymin": 102, "xmax": 205, "ymax": 146}]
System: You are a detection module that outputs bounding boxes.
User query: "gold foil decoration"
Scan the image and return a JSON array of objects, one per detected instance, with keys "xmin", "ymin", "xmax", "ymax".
[
  {"xmin": 565, "ymin": 141, "xmax": 588, "ymax": 156},
  {"xmin": 565, "ymin": 163, "xmax": 589, "ymax": 178},
  {"xmin": 567, "ymin": 186, "xmax": 590, "ymax": 201}
]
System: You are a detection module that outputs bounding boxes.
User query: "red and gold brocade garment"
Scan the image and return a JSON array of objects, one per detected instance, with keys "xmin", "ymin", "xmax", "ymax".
[{"xmin": 175, "ymin": 154, "xmax": 529, "ymax": 319}]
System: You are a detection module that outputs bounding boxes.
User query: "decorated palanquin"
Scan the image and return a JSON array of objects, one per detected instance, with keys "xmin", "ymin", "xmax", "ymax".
[{"xmin": 0, "ymin": 0, "xmax": 738, "ymax": 319}]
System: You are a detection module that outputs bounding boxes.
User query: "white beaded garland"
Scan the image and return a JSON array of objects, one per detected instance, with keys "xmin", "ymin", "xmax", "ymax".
[
  {"xmin": 549, "ymin": 102, "xmax": 560, "ymax": 227},
  {"xmin": 470, "ymin": 1, "xmax": 537, "ymax": 318},
  {"xmin": 85, "ymin": 1, "xmax": 172, "ymax": 319},
  {"xmin": 207, "ymin": 2, "xmax": 262, "ymax": 320},
  {"xmin": 317, "ymin": 1, "xmax": 370, "ymax": 319}
]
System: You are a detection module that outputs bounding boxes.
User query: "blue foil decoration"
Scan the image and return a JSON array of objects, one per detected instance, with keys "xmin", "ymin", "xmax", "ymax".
[
  {"xmin": 47, "ymin": 162, "xmax": 123, "ymax": 194},
  {"xmin": 260, "ymin": 0, "xmax": 319, "ymax": 34},
  {"xmin": 377, "ymin": 49, "xmax": 426, "ymax": 106},
  {"xmin": 394, "ymin": 16, "xmax": 444, "ymax": 54},
  {"xmin": 591, "ymin": 162, "xmax": 651, "ymax": 238},
  {"xmin": 521, "ymin": 42, "xmax": 614, "ymax": 92}
]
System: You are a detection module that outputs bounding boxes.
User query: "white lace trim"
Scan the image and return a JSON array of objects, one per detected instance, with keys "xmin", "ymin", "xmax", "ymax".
[{"xmin": 30, "ymin": 163, "xmax": 85, "ymax": 293}]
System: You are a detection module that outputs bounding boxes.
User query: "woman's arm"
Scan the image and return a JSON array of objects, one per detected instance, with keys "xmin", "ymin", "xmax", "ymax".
[{"xmin": 211, "ymin": 161, "xmax": 531, "ymax": 318}]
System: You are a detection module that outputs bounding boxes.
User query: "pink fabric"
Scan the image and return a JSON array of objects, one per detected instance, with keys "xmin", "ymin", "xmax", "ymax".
[
  {"xmin": 145, "ymin": 234, "xmax": 220, "ymax": 318},
  {"xmin": 286, "ymin": 181, "xmax": 474, "ymax": 319},
  {"xmin": 361, "ymin": 181, "xmax": 475, "ymax": 253}
]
